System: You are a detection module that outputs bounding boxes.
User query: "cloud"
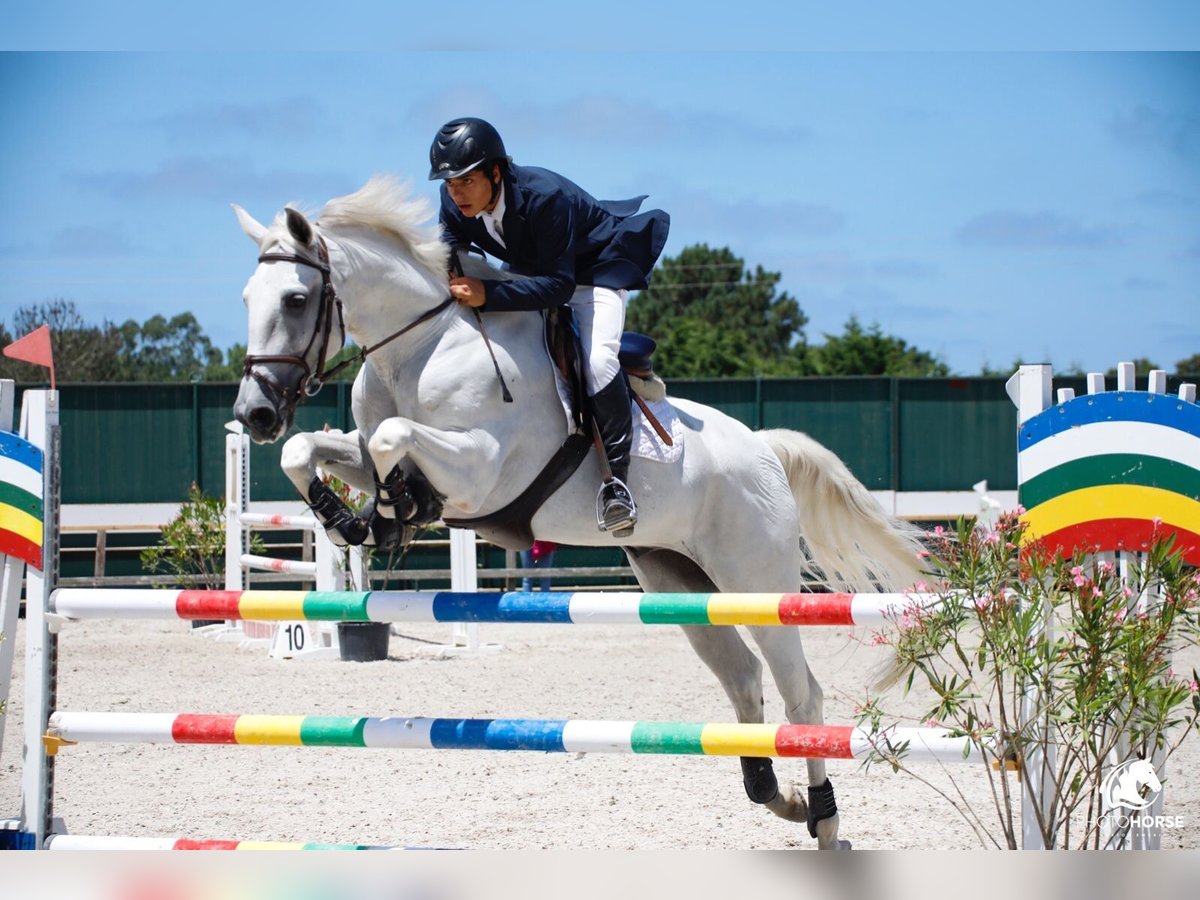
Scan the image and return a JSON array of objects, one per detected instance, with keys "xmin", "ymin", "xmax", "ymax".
[
  {"xmin": 956, "ymin": 211, "xmax": 1121, "ymax": 249},
  {"xmin": 1130, "ymin": 188, "xmax": 1197, "ymax": 210},
  {"xmin": 149, "ymin": 99, "xmax": 328, "ymax": 141},
  {"xmin": 1111, "ymin": 105, "xmax": 1200, "ymax": 159},
  {"xmin": 1176, "ymin": 240, "xmax": 1200, "ymax": 261},
  {"xmin": 70, "ymin": 157, "xmax": 351, "ymax": 204},
  {"xmin": 662, "ymin": 187, "xmax": 844, "ymax": 238},
  {"xmin": 52, "ymin": 225, "xmax": 137, "ymax": 257},
  {"xmin": 774, "ymin": 254, "xmax": 935, "ymax": 284},
  {"xmin": 407, "ymin": 90, "xmax": 813, "ymax": 146},
  {"xmin": 1123, "ymin": 275, "xmax": 1165, "ymax": 292},
  {"xmin": 872, "ymin": 258, "xmax": 936, "ymax": 279}
]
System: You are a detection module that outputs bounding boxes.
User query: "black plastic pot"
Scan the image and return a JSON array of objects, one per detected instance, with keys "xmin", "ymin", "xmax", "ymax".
[{"xmin": 337, "ymin": 621, "xmax": 390, "ymax": 662}]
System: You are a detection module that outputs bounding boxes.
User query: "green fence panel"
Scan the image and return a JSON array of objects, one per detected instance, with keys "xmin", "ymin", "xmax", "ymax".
[
  {"xmin": 55, "ymin": 384, "xmax": 199, "ymax": 503},
  {"xmin": 759, "ymin": 378, "xmax": 894, "ymax": 489},
  {"xmin": 897, "ymin": 378, "xmax": 1018, "ymax": 491},
  {"xmin": 665, "ymin": 379, "xmax": 761, "ymax": 428}
]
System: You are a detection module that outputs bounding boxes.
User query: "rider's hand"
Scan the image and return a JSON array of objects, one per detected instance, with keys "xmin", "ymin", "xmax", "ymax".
[{"xmin": 449, "ymin": 276, "xmax": 486, "ymax": 308}]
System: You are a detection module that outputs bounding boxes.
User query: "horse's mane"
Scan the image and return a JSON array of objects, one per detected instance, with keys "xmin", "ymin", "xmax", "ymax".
[{"xmin": 314, "ymin": 174, "xmax": 450, "ymax": 276}]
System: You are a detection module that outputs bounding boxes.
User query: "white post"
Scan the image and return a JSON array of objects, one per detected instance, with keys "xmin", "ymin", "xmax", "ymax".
[
  {"xmin": 1008, "ymin": 364, "xmax": 1057, "ymax": 849},
  {"xmin": 449, "ymin": 528, "xmax": 479, "ymax": 650},
  {"xmin": 19, "ymin": 390, "xmax": 59, "ymax": 849},
  {"xmin": 224, "ymin": 422, "xmax": 248, "ymax": 592},
  {"xmin": 0, "ymin": 380, "xmax": 23, "ymax": 768}
]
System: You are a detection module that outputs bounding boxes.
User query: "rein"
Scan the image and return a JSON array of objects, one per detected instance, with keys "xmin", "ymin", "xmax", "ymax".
[{"xmin": 243, "ymin": 235, "xmax": 453, "ymax": 413}]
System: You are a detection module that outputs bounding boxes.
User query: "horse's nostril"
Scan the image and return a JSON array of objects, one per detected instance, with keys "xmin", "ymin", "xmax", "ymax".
[{"xmin": 247, "ymin": 406, "xmax": 278, "ymax": 434}]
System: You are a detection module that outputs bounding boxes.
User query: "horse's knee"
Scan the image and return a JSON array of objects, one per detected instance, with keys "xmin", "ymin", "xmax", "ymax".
[
  {"xmin": 280, "ymin": 432, "xmax": 315, "ymax": 477},
  {"xmin": 367, "ymin": 420, "xmax": 412, "ymax": 464}
]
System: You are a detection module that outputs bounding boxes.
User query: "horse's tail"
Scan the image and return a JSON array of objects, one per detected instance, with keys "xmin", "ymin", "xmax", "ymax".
[{"xmin": 761, "ymin": 428, "xmax": 927, "ymax": 690}]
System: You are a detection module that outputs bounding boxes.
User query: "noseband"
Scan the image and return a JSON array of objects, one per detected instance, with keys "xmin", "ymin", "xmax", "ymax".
[{"xmin": 242, "ymin": 233, "xmax": 455, "ymax": 421}]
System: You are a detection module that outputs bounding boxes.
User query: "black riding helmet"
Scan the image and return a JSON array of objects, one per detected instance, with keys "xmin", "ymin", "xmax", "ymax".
[{"xmin": 428, "ymin": 117, "xmax": 510, "ymax": 181}]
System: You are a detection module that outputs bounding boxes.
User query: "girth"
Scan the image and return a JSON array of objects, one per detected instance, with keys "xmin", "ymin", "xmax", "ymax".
[{"xmin": 442, "ymin": 432, "xmax": 592, "ymax": 550}]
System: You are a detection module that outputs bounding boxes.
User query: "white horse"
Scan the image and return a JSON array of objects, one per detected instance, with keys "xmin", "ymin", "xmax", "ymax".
[{"xmin": 231, "ymin": 175, "xmax": 924, "ymax": 849}]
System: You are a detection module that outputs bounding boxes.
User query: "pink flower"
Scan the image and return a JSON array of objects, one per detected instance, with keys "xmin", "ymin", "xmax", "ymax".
[
  {"xmin": 975, "ymin": 593, "xmax": 993, "ymax": 611},
  {"xmin": 934, "ymin": 525, "xmax": 944, "ymax": 536},
  {"xmin": 1092, "ymin": 586, "xmax": 1102, "ymax": 598},
  {"xmin": 1115, "ymin": 608, "xmax": 1127, "ymax": 623},
  {"xmin": 925, "ymin": 718, "xmax": 941, "ymax": 728},
  {"xmin": 871, "ymin": 633, "xmax": 889, "ymax": 646},
  {"xmin": 1098, "ymin": 561, "xmax": 1114, "ymax": 574},
  {"xmin": 1189, "ymin": 679, "xmax": 1199, "ymax": 695},
  {"xmin": 1070, "ymin": 565, "xmax": 1084, "ymax": 576},
  {"xmin": 1122, "ymin": 585, "xmax": 1134, "ymax": 599},
  {"xmin": 917, "ymin": 549, "xmax": 931, "ymax": 559},
  {"xmin": 1073, "ymin": 575, "xmax": 1088, "ymax": 587},
  {"xmin": 914, "ymin": 580, "xmax": 929, "ymax": 593}
]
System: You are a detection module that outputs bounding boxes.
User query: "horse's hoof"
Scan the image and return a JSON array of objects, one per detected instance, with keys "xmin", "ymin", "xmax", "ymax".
[{"xmin": 764, "ymin": 785, "xmax": 808, "ymax": 823}]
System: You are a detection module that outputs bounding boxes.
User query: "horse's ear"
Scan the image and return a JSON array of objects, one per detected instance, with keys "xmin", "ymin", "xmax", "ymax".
[
  {"xmin": 285, "ymin": 207, "xmax": 314, "ymax": 247},
  {"xmin": 232, "ymin": 204, "xmax": 268, "ymax": 245}
]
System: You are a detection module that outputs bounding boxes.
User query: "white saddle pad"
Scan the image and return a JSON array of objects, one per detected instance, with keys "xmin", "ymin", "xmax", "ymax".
[
  {"xmin": 550, "ymin": 366, "xmax": 683, "ymax": 464},
  {"xmin": 631, "ymin": 396, "xmax": 684, "ymax": 464}
]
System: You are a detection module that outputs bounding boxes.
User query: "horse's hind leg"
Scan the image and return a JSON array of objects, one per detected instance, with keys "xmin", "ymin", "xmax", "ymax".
[
  {"xmin": 683, "ymin": 525, "xmax": 849, "ymax": 845},
  {"xmin": 747, "ymin": 624, "xmax": 849, "ymax": 850},
  {"xmin": 624, "ymin": 549, "xmax": 811, "ymax": 831}
]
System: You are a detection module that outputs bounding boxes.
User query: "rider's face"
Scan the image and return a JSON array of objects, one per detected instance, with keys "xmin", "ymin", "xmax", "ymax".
[{"xmin": 445, "ymin": 166, "xmax": 498, "ymax": 217}]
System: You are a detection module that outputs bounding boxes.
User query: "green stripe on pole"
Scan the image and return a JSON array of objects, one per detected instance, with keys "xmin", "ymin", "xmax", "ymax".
[
  {"xmin": 302, "ymin": 593, "xmax": 372, "ymax": 621},
  {"xmin": 298, "ymin": 716, "xmax": 368, "ymax": 747},
  {"xmin": 638, "ymin": 593, "xmax": 712, "ymax": 625},
  {"xmin": 631, "ymin": 721, "xmax": 705, "ymax": 754},
  {"xmin": 1022, "ymin": 454, "xmax": 1200, "ymax": 510}
]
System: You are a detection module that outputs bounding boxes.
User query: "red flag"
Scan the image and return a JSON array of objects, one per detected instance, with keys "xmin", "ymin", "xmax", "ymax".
[{"xmin": 3, "ymin": 325, "xmax": 56, "ymax": 390}]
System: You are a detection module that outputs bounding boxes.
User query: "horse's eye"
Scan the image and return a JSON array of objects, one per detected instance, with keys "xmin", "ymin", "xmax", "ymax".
[{"xmin": 284, "ymin": 292, "xmax": 308, "ymax": 310}]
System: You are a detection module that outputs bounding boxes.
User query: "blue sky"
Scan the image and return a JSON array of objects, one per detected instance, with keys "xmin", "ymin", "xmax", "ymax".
[{"xmin": 2, "ymin": 9, "xmax": 1198, "ymax": 376}]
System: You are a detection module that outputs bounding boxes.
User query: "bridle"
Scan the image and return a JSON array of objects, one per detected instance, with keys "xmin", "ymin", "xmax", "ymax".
[{"xmin": 242, "ymin": 233, "xmax": 454, "ymax": 419}]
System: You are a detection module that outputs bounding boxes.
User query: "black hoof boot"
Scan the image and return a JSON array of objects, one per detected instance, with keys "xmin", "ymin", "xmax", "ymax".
[
  {"xmin": 740, "ymin": 757, "xmax": 780, "ymax": 805},
  {"xmin": 364, "ymin": 500, "xmax": 414, "ymax": 552},
  {"xmin": 806, "ymin": 778, "xmax": 839, "ymax": 839},
  {"xmin": 305, "ymin": 476, "xmax": 370, "ymax": 546}
]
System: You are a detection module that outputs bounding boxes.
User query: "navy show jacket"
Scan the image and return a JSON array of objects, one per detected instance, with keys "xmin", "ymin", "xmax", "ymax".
[{"xmin": 438, "ymin": 163, "xmax": 670, "ymax": 313}]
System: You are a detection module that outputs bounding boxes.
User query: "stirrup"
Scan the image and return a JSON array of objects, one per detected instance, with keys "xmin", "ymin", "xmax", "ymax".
[{"xmin": 596, "ymin": 477, "xmax": 637, "ymax": 537}]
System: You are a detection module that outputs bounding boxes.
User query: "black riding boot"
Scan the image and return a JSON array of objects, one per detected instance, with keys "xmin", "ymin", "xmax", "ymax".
[{"xmin": 591, "ymin": 375, "xmax": 637, "ymax": 537}]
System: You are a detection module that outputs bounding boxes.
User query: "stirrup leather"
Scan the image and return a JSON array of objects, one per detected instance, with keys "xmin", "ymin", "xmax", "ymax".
[{"xmin": 596, "ymin": 476, "xmax": 637, "ymax": 536}]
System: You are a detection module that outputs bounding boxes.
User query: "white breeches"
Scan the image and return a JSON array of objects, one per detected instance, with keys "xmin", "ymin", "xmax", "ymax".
[{"xmin": 568, "ymin": 285, "xmax": 627, "ymax": 396}]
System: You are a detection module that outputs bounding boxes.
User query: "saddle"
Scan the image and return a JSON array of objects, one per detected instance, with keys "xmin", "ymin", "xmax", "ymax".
[{"xmin": 439, "ymin": 309, "xmax": 670, "ymax": 550}]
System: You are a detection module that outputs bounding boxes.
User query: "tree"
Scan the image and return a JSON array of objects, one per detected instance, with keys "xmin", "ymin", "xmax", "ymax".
[
  {"xmin": 0, "ymin": 299, "xmax": 125, "ymax": 382},
  {"xmin": 117, "ymin": 313, "xmax": 224, "ymax": 382},
  {"xmin": 1173, "ymin": 353, "xmax": 1200, "ymax": 379},
  {"xmin": 809, "ymin": 317, "xmax": 949, "ymax": 376},
  {"xmin": 1104, "ymin": 358, "xmax": 1162, "ymax": 380},
  {"xmin": 626, "ymin": 244, "xmax": 809, "ymax": 377}
]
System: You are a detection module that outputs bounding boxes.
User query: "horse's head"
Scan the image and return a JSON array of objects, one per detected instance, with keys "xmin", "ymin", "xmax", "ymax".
[{"xmin": 231, "ymin": 204, "xmax": 346, "ymax": 443}]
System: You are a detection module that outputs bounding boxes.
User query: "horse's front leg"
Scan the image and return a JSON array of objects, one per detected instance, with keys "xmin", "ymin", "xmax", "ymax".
[
  {"xmin": 280, "ymin": 428, "xmax": 373, "ymax": 546},
  {"xmin": 367, "ymin": 418, "xmax": 502, "ymax": 519}
]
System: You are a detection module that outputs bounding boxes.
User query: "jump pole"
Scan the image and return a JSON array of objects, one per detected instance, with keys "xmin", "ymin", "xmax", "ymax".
[{"xmin": 43, "ymin": 711, "xmax": 982, "ymax": 765}]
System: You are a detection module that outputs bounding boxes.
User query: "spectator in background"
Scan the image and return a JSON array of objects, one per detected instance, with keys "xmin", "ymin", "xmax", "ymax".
[{"xmin": 520, "ymin": 540, "xmax": 558, "ymax": 592}]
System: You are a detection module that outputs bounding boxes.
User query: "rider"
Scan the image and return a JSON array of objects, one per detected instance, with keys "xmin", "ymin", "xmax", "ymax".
[{"xmin": 429, "ymin": 117, "xmax": 670, "ymax": 536}]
